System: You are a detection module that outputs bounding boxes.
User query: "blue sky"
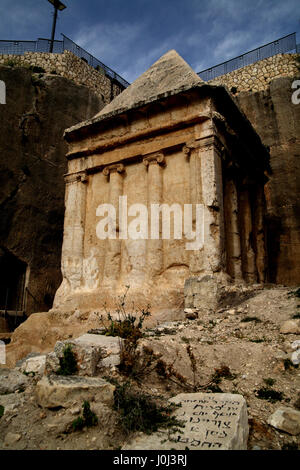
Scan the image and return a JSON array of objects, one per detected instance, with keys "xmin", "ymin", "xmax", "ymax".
[{"xmin": 0, "ymin": 0, "xmax": 299, "ymax": 82}]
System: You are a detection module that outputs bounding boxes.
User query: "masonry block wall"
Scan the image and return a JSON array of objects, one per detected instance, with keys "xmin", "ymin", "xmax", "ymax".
[
  {"xmin": 209, "ymin": 53, "xmax": 298, "ymax": 93},
  {"xmin": 0, "ymin": 50, "xmax": 124, "ymax": 104}
]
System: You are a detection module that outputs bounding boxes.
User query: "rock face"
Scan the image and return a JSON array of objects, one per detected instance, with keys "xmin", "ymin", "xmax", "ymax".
[
  {"xmin": 123, "ymin": 393, "xmax": 249, "ymax": 450},
  {"xmin": 236, "ymin": 77, "xmax": 300, "ymax": 285},
  {"xmin": 267, "ymin": 407, "xmax": 300, "ymax": 435},
  {"xmin": 0, "ymin": 66, "xmax": 103, "ymax": 324},
  {"xmin": 35, "ymin": 375, "xmax": 115, "ymax": 409}
]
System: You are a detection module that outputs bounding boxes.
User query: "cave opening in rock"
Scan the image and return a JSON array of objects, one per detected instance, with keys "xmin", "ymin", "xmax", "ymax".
[{"xmin": 0, "ymin": 248, "xmax": 27, "ymax": 313}]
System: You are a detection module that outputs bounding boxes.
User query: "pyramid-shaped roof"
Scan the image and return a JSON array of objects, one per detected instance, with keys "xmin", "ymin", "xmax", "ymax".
[
  {"xmin": 65, "ymin": 50, "xmax": 204, "ymax": 136},
  {"xmin": 95, "ymin": 49, "xmax": 204, "ymax": 119}
]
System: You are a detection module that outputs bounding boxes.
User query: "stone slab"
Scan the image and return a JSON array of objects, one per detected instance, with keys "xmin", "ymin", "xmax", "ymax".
[
  {"xmin": 123, "ymin": 393, "xmax": 249, "ymax": 450},
  {"xmin": 35, "ymin": 374, "xmax": 115, "ymax": 409}
]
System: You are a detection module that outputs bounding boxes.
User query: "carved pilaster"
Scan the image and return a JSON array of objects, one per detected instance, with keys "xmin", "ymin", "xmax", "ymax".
[{"xmin": 144, "ymin": 153, "xmax": 165, "ymax": 279}]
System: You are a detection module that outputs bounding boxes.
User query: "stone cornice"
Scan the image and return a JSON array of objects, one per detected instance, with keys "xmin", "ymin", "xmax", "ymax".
[{"xmin": 66, "ymin": 112, "xmax": 211, "ymax": 161}]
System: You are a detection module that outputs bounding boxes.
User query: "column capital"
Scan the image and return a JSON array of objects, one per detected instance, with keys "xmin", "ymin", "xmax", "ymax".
[
  {"xmin": 103, "ymin": 163, "xmax": 125, "ymax": 177},
  {"xmin": 64, "ymin": 170, "xmax": 88, "ymax": 185},
  {"xmin": 143, "ymin": 152, "xmax": 165, "ymax": 167}
]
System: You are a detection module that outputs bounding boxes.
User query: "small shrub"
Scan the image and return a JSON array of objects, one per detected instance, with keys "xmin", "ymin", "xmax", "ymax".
[
  {"xmin": 292, "ymin": 313, "xmax": 300, "ymax": 319},
  {"xmin": 0, "ymin": 405, "xmax": 4, "ymax": 418},
  {"xmin": 56, "ymin": 344, "xmax": 78, "ymax": 376},
  {"xmin": 263, "ymin": 377, "xmax": 275, "ymax": 387},
  {"xmin": 255, "ymin": 387, "xmax": 284, "ymax": 403},
  {"xmin": 288, "ymin": 288, "xmax": 300, "ymax": 299},
  {"xmin": 72, "ymin": 401, "xmax": 98, "ymax": 431},
  {"xmin": 3, "ymin": 59, "xmax": 20, "ymax": 67},
  {"xmin": 249, "ymin": 338, "xmax": 266, "ymax": 343},
  {"xmin": 29, "ymin": 65, "xmax": 45, "ymax": 74},
  {"xmin": 99, "ymin": 287, "xmax": 151, "ymax": 340},
  {"xmin": 241, "ymin": 317, "xmax": 262, "ymax": 323},
  {"xmin": 113, "ymin": 381, "xmax": 184, "ymax": 436},
  {"xmin": 284, "ymin": 359, "xmax": 298, "ymax": 370},
  {"xmin": 212, "ymin": 365, "xmax": 235, "ymax": 382},
  {"xmin": 181, "ymin": 337, "xmax": 190, "ymax": 344},
  {"xmin": 281, "ymin": 442, "xmax": 298, "ymax": 451}
]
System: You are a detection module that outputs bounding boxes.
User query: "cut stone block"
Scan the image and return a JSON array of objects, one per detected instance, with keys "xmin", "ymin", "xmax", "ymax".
[
  {"xmin": 123, "ymin": 393, "xmax": 249, "ymax": 450},
  {"xmin": 267, "ymin": 407, "xmax": 300, "ymax": 435},
  {"xmin": 35, "ymin": 375, "xmax": 115, "ymax": 409},
  {"xmin": 45, "ymin": 333, "xmax": 123, "ymax": 376},
  {"xmin": 184, "ymin": 275, "xmax": 223, "ymax": 313},
  {"xmin": 18, "ymin": 354, "xmax": 46, "ymax": 376}
]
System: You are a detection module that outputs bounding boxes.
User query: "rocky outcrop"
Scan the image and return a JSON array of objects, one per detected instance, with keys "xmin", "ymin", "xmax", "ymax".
[
  {"xmin": 236, "ymin": 76, "xmax": 300, "ymax": 285},
  {"xmin": 0, "ymin": 66, "xmax": 104, "ymax": 324}
]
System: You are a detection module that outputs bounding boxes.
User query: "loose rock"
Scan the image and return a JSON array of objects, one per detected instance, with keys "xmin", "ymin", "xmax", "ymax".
[{"xmin": 267, "ymin": 407, "xmax": 300, "ymax": 435}]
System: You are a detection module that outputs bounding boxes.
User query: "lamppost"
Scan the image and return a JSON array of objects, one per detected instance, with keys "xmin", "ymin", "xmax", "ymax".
[{"xmin": 47, "ymin": 0, "xmax": 67, "ymax": 53}]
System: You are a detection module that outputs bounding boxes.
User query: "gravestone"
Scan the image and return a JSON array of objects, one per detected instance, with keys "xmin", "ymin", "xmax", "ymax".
[{"xmin": 123, "ymin": 393, "xmax": 249, "ymax": 450}]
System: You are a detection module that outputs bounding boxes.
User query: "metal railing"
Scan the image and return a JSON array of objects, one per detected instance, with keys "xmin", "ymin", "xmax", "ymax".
[
  {"xmin": 0, "ymin": 34, "xmax": 129, "ymax": 89},
  {"xmin": 198, "ymin": 33, "xmax": 297, "ymax": 81},
  {"xmin": 61, "ymin": 35, "xmax": 129, "ymax": 88}
]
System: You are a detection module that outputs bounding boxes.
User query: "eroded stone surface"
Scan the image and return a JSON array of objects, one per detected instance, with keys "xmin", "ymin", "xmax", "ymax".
[
  {"xmin": 123, "ymin": 393, "xmax": 249, "ymax": 450},
  {"xmin": 267, "ymin": 407, "xmax": 300, "ymax": 435},
  {"xmin": 45, "ymin": 334, "xmax": 122, "ymax": 376},
  {"xmin": 35, "ymin": 375, "xmax": 115, "ymax": 409},
  {"xmin": 280, "ymin": 320, "xmax": 300, "ymax": 335},
  {"xmin": 0, "ymin": 368, "xmax": 29, "ymax": 395}
]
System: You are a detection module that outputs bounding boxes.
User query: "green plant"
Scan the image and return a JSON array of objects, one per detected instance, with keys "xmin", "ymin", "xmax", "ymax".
[
  {"xmin": 3, "ymin": 58, "xmax": 20, "ymax": 67},
  {"xmin": 281, "ymin": 442, "xmax": 298, "ymax": 451},
  {"xmin": 292, "ymin": 313, "xmax": 300, "ymax": 319},
  {"xmin": 263, "ymin": 377, "xmax": 276, "ymax": 387},
  {"xmin": 56, "ymin": 344, "xmax": 78, "ymax": 376},
  {"xmin": 255, "ymin": 387, "xmax": 284, "ymax": 403},
  {"xmin": 0, "ymin": 405, "xmax": 4, "ymax": 419},
  {"xmin": 100, "ymin": 287, "xmax": 151, "ymax": 340},
  {"xmin": 288, "ymin": 287, "xmax": 300, "ymax": 299},
  {"xmin": 249, "ymin": 337, "xmax": 266, "ymax": 343},
  {"xmin": 29, "ymin": 65, "xmax": 45, "ymax": 73},
  {"xmin": 212, "ymin": 365, "xmax": 235, "ymax": 382},
  {"xmin": 181, "ymin": 337, "xmax": 190, "ymax": 344},
  {"xmin": 284, "ymin": 359, "xmax": 298, "ymax": 370},
  {"xmin": 112, "ymin": 381, "xmax": 184, "ymax": 436},
  {"xmin": 72, "ymin": 401, "xmax": 98, "ymax": 431}
]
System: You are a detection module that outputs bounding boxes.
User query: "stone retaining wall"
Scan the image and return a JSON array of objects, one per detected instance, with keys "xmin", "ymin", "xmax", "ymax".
[
  {"xmin": 0, "ymin": 50, "xmax": 124, "ymax": 103},
  {"xmin": 209, "ymin": 53, "xmax": 299, "ymax": 93}
]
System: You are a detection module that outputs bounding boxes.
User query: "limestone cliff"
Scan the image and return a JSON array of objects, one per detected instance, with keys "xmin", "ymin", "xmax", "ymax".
[
  {"xmin": 0, "ymin": 66, "xmax": 104, "ymax": 320},
  {"xmin": 236, "ymin": 77, "xmax": 300, "ymax": 285}
]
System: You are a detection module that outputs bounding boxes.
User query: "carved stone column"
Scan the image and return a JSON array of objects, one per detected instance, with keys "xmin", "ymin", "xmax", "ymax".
[
  {"xmin": 239, "ymin": 185, "xmax": 257, "ymax": 283},
  {"xmin": 143, "ymin": 153, "xmax": 165, "ymax": 280},
  {"xmin": 253, "ymin": 184, "xmax": 266, "ymax": 283},
  {"xmin": 103, "ymin": 164, "xmax": 125, "ymax": 282},
  {"xmin": 224, "ymin": 178, "xmax": 242, "ymax": 279},
  {"xmin": 54, "ymin": 172, "xmax": 87, "ymax": 305},
  {"xmin": 199, "ymin": 137, "xmax": 226, "ymax": 273},
  {"xmin": 183, "ymin": 143, "xmax": 203, "ymax": 273}
]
